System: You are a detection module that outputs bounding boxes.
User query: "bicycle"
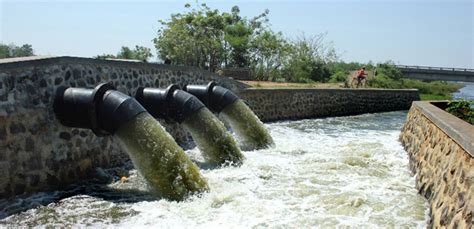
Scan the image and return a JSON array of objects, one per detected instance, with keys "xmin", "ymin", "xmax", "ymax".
[{"xmin": 351, "ymin": 76, "xmax": 366, "ymax": 88}]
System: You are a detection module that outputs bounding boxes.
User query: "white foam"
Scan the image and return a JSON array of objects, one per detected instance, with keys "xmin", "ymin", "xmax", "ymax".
[{"xmin": 0, "ymin": 111, "xmax": 428, "ymax": 227}]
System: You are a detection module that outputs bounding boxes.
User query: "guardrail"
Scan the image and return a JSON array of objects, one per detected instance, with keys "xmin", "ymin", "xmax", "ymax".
[{"xmin": 395, "ymin": 65, "xmax": 474, "ymax": 72}]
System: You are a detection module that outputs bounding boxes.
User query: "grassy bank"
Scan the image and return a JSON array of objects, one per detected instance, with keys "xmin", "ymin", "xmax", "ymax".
[{"xmin": 365, "ymin": 64, "xmax": 462, "ymax": 100}]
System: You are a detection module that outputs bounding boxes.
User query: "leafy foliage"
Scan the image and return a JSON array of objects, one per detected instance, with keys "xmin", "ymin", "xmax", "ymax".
[
  {"xmin": 153, "ymin": 3, "xmax": 336, "ymax": 81},
  {"xmin": 96, "ymin": 46, "xmax": 153, "ymax": 62},
  {"xmin": 446, "ymin": 99, "xmax": 474, "ymax": 124},
  {"xmin": 281, "ymin": 33, "xmax": 336, "ymax": 83},
  {"xmin": 0, "ymin": 43, "xmax": 34, "ymax": 58},
  {"xmin": 366, "ymin": 63, "xmax": 462, "ymax": 99}
]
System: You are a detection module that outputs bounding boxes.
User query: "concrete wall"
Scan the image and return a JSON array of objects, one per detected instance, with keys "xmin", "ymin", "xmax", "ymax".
[
  {"xmin": 400, "ymin": 101, "xmax": 473, "ymax": 228},
  {"xmin": 0, "ymin": 56, "xmax": 420, "ymax": 198},
  {"xmin": 0, "ymin": 56, "xmax": 246, "ymax": 198},
  {"xmin": 239, "ymin": 88, "xmax": 419, "ymax": 122}
]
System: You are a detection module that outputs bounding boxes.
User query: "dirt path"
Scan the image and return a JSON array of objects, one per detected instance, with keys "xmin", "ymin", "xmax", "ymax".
[{"xmin": 239, "ymin": 81, "xmax": 344, "ymax": 89}]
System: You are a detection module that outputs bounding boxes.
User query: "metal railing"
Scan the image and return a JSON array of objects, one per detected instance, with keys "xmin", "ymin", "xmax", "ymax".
[{"xmin": 395, "ymin": 65, "xmax": 474, "ymax": 72}]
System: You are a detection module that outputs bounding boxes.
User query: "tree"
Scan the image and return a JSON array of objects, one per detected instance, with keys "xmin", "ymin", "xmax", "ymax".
[
  {"xmin": 283, "ymin": 33, "xmax": 338, "ymax": 82},
  {"xmin": 95, "ymin": 45, "xmax": 153, "ymax": 62},
  {"xmin": 250, "ymin": 30, "xmax": 290, "ymax": 81},
  {"xmin": 0, "ymin": 44, "xmax": 9, "ymax": 58},
  {"xmin": 0, "ymin": 43, "xmax": 34, "ymax": 59},
  {"xmin": 155, "ymin": 3, "xmax": 226, "ymax": 71},
  {"xmin": 154, "ymin": 3, "xmax": 269, "ymax": 71}
]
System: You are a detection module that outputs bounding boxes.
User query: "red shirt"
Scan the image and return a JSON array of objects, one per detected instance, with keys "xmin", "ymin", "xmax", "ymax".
[{"xmin": 357, "ymin": 69, "xmax": 365, "ymax": 77}]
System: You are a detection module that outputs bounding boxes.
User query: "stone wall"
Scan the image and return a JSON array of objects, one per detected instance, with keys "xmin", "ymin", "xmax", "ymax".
[
  {"xmin": 0, "ymin": 56, "xmax": 246, "ymax": 198},
  {"xmin": 400, "ymin": 101, "xmax": 473, "ymax": 228},
  {"xmin": 220, "ymin": 67, "xmax": 251, "ymax": 80},
  {"xmin": 0, "ymin": 56, "xmax": 421, "ymax": 198},
  {"xmin": 239, "ymin": 88, "xmax": 419, "ymax": 122}
]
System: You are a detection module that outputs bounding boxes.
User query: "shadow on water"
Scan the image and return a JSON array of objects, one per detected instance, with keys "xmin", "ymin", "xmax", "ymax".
[
  {"xmin": 0, "ymin": 163, "xmax": 159, "ymax": 220},
  {"xmin": 0, "ymin": 155, "xmax": 236, "ymax": 220}
]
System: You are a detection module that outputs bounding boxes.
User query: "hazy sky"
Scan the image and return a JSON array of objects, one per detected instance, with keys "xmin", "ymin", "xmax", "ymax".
[{"xmin": 1, "ymin": 0, "xmax": 473, "ymax": 68}]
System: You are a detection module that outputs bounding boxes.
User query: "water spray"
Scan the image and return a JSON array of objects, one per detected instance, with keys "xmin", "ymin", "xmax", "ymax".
[
  {"xmin": 135, "ymin": 85, "xmax": 244, "ymax": 166},
  {"xmin": 53, "ymin": 83, "xmax": 209, "ymax": 200},
  {"xmin": 184, "ymin": 82, "xmax": 274, "ymax": 150}
]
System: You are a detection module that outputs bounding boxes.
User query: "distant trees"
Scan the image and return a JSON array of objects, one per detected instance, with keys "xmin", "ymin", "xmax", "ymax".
[
  {"xmin": 96, "ymin": 45, "xmax": 153, "ymax": 62},
  {"xmin": 153, "ymin": 3, "xmax": 338, "ymax": 83},
  {"xmin": 0, "ymin": 43, "xmax": 34, "ymax": 59}
]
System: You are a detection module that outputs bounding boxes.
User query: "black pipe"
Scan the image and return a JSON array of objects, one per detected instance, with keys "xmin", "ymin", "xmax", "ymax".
[
  {"xmin": 135, "ymin": 85, "xmax": 205, "ymax": 123},
  {"xmin": 184, "ymin": 81, "xmax": 239, "ymax": 113},
  {"xmin": 53, "ymin": 83, "xmax": 146, "ymax": 136}
]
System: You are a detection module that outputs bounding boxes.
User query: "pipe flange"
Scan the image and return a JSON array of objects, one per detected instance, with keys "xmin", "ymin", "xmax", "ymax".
[{"xmin": 90, "ymin": 83, "xmax": 116, "ymax": 136}]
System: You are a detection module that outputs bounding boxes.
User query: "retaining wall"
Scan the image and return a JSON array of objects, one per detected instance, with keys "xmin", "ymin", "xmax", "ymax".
[
  {"xmin": 400, "ymin": 101, "xmax": 473, "ymax": 228},
  {"xmin": 240, "ymin": 88, "xmax": 419, "ymax": 122},
  {"xmin": 0, "ymin": 56, "xmax": 246, "ymax": 198}
]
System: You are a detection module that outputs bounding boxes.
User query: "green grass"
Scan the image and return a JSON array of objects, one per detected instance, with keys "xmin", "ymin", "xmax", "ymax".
[{"xmin": 420, "ymin": 94, "xmax": 452, "ymax": 101}]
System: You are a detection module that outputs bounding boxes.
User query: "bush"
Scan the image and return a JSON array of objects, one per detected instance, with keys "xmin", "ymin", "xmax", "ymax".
[
  {"xmin": 402, "ymin": 79, "xmax": 461, "ymax": 96},
  {"xmin": 366, "ymin": 74, "xmax": 402, "ymax": 88},
  {"xmin": 376, "ymin": 63, "xmax": 403, "ymax": 80},
  {"xmin": 446, "ymin": 99, "xmax": 474, "ymax": 124},
  {"xmin": 328, "ymin": 71, "xmax": 348, "ymax": 83},
  {"xmin": 365, "ymin": 63, "xmax": 462, "ymax": 99}
]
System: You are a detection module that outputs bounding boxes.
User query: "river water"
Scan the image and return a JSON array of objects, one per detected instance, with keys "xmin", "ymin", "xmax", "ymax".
[
  {"xmin": 0, "ymin": 111, "xmax": 428, "ymax": 227},
  {"xmin": 453, "ymin": 82, "xmax": 474, "ymax": 100}
]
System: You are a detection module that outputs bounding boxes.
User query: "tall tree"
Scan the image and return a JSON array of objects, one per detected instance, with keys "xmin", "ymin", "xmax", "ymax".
[
  {"xmin": 154, "ymin": 3, "xmax": 269, "ymax": 71},
  {"xmin": 250, "ymin": 30, "xmax": 290, "ymax": 81}
]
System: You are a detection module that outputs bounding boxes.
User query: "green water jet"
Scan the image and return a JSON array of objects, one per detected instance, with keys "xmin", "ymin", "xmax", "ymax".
[
  {"xmin": 135, "ymin": 86, "xmax": 244, "ymax": 166},
  {"xmin": 115, "ymin": 112, "xmax": 209, "ymax": 200},
  {"xmin": 182, "ymin": 108, "xmax": 245, "ymax": 166},
  {"xmin": 220, "ymin": 100, "xmax": 274, "ymax": 150}
]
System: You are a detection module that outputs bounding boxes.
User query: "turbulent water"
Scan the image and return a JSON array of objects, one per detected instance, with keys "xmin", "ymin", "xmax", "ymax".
[
  {"xmin": 220, "ymin": 100, "xmax": 274, "ymax": 151},
  {"xmin": 0, "ymin": 111, "xmax": 427, "ymax": 227},
  {"xmin": 115, "ymin": 112, "xmax": 209, "ymax": 200},
  {"xmin": 183, "ymin": 108, "xmax": 244, "ymax": 166}
]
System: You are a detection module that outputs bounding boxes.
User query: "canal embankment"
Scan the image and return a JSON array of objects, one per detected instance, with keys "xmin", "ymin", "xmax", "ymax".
[{"xmin": 400, "ymin": 101, "xmax": 473, "ymax": 228}]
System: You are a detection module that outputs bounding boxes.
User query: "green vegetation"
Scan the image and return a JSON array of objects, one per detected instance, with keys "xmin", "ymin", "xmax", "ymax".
[
  {"xmin": 0, "ymin": 43, "xmax": 34, "ymax": 58},
  {"xmin": 153, "ymin": 3, "xmax": 336, "ymax": 82},
  {"xmin": 96, "ymin": 45, "xmax": 153, "ymax": 62},
  {"xmin": 366, "ymin": 64, "xmax": 461, "ymax": 100},
  {"xmin": 446, "ymin": 99, "xmax": 474, "ymax": 124},
  {"xmin": 151, "ymin": 2, "xmax": 463, "ymax": 101},
  {"xmin": 420, "ymin": 94, "xmax": 452, "ymax": 100}
]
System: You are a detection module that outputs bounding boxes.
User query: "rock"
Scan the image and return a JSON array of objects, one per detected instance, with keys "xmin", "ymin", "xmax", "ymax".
[{"xmin": 59, "ymin": 132, "xmax": 71, "ymax": 140}]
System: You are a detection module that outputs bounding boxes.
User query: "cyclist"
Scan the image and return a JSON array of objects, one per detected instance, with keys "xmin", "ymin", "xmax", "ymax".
[{"xmin": 355, "ymin": 67, "xmax": 367, "ymax": 88}]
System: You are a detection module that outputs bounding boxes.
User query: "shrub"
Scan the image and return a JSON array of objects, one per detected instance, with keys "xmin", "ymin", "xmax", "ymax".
[
  {"xmin": 446, "ymin": 99, "xmax": 474, "ymax": 124},
  {"xmin": 366, "ymin": 74, "xmax": 402, "ymax": 88},
  {"xmin": 328, "ymin": 71, "xmax": 348, "ymax": 83}
]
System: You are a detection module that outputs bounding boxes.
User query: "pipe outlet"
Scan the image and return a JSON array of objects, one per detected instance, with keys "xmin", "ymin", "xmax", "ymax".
[
  {"xmin": 184, "ymin": 81, "xmax": 239, "ymax": 113},
  {"xmin": 135, "ymin": 85, "xmax": 205, "ymax": 123},
  {"xmin": 53, "ymin": 83, "xmax": 146, "ymax": 136}
]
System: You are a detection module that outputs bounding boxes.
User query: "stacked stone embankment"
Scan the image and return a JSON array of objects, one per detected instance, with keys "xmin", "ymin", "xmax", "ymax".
[
  {"xmin": 0, "ymin": 56, "xmax": 420, "ymax": 198},
  {"xmin": 400, "ymin": 101, "xmax": 473, "ymax": 228},
  {"xmin": 0, "ymin": 56, "xmax": 246, "ymax": 198},
  {"xmin": 240, "ymin": 88, "xmax": 419, "ymax": 122}
]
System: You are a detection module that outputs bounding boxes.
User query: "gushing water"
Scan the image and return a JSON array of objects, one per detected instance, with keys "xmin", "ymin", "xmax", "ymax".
[
  {"xmin": 115, "ymin": 112, "xmax": 209, "ymax": 200},
  {"xmin": 0, "ymin": 111, "xmax": 427, "ymax": 227},
  {"xmin": 182, "ymin": 108, "xmax": 244, "ymax": 166},
  {"xmin": 220, "ymin": 100, "xmax": 274, "ymax": 150}
]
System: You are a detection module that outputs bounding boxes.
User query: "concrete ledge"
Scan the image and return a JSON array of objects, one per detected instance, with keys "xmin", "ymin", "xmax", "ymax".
[{"xmin": 413, "ymin": 101, "xmax": 474, "ymax": 157}]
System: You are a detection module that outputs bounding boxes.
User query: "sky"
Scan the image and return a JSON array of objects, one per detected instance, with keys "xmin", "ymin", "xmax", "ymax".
[{"xmin": 1, "ymin": 0, "xmax": 473, "ymax": 68}]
